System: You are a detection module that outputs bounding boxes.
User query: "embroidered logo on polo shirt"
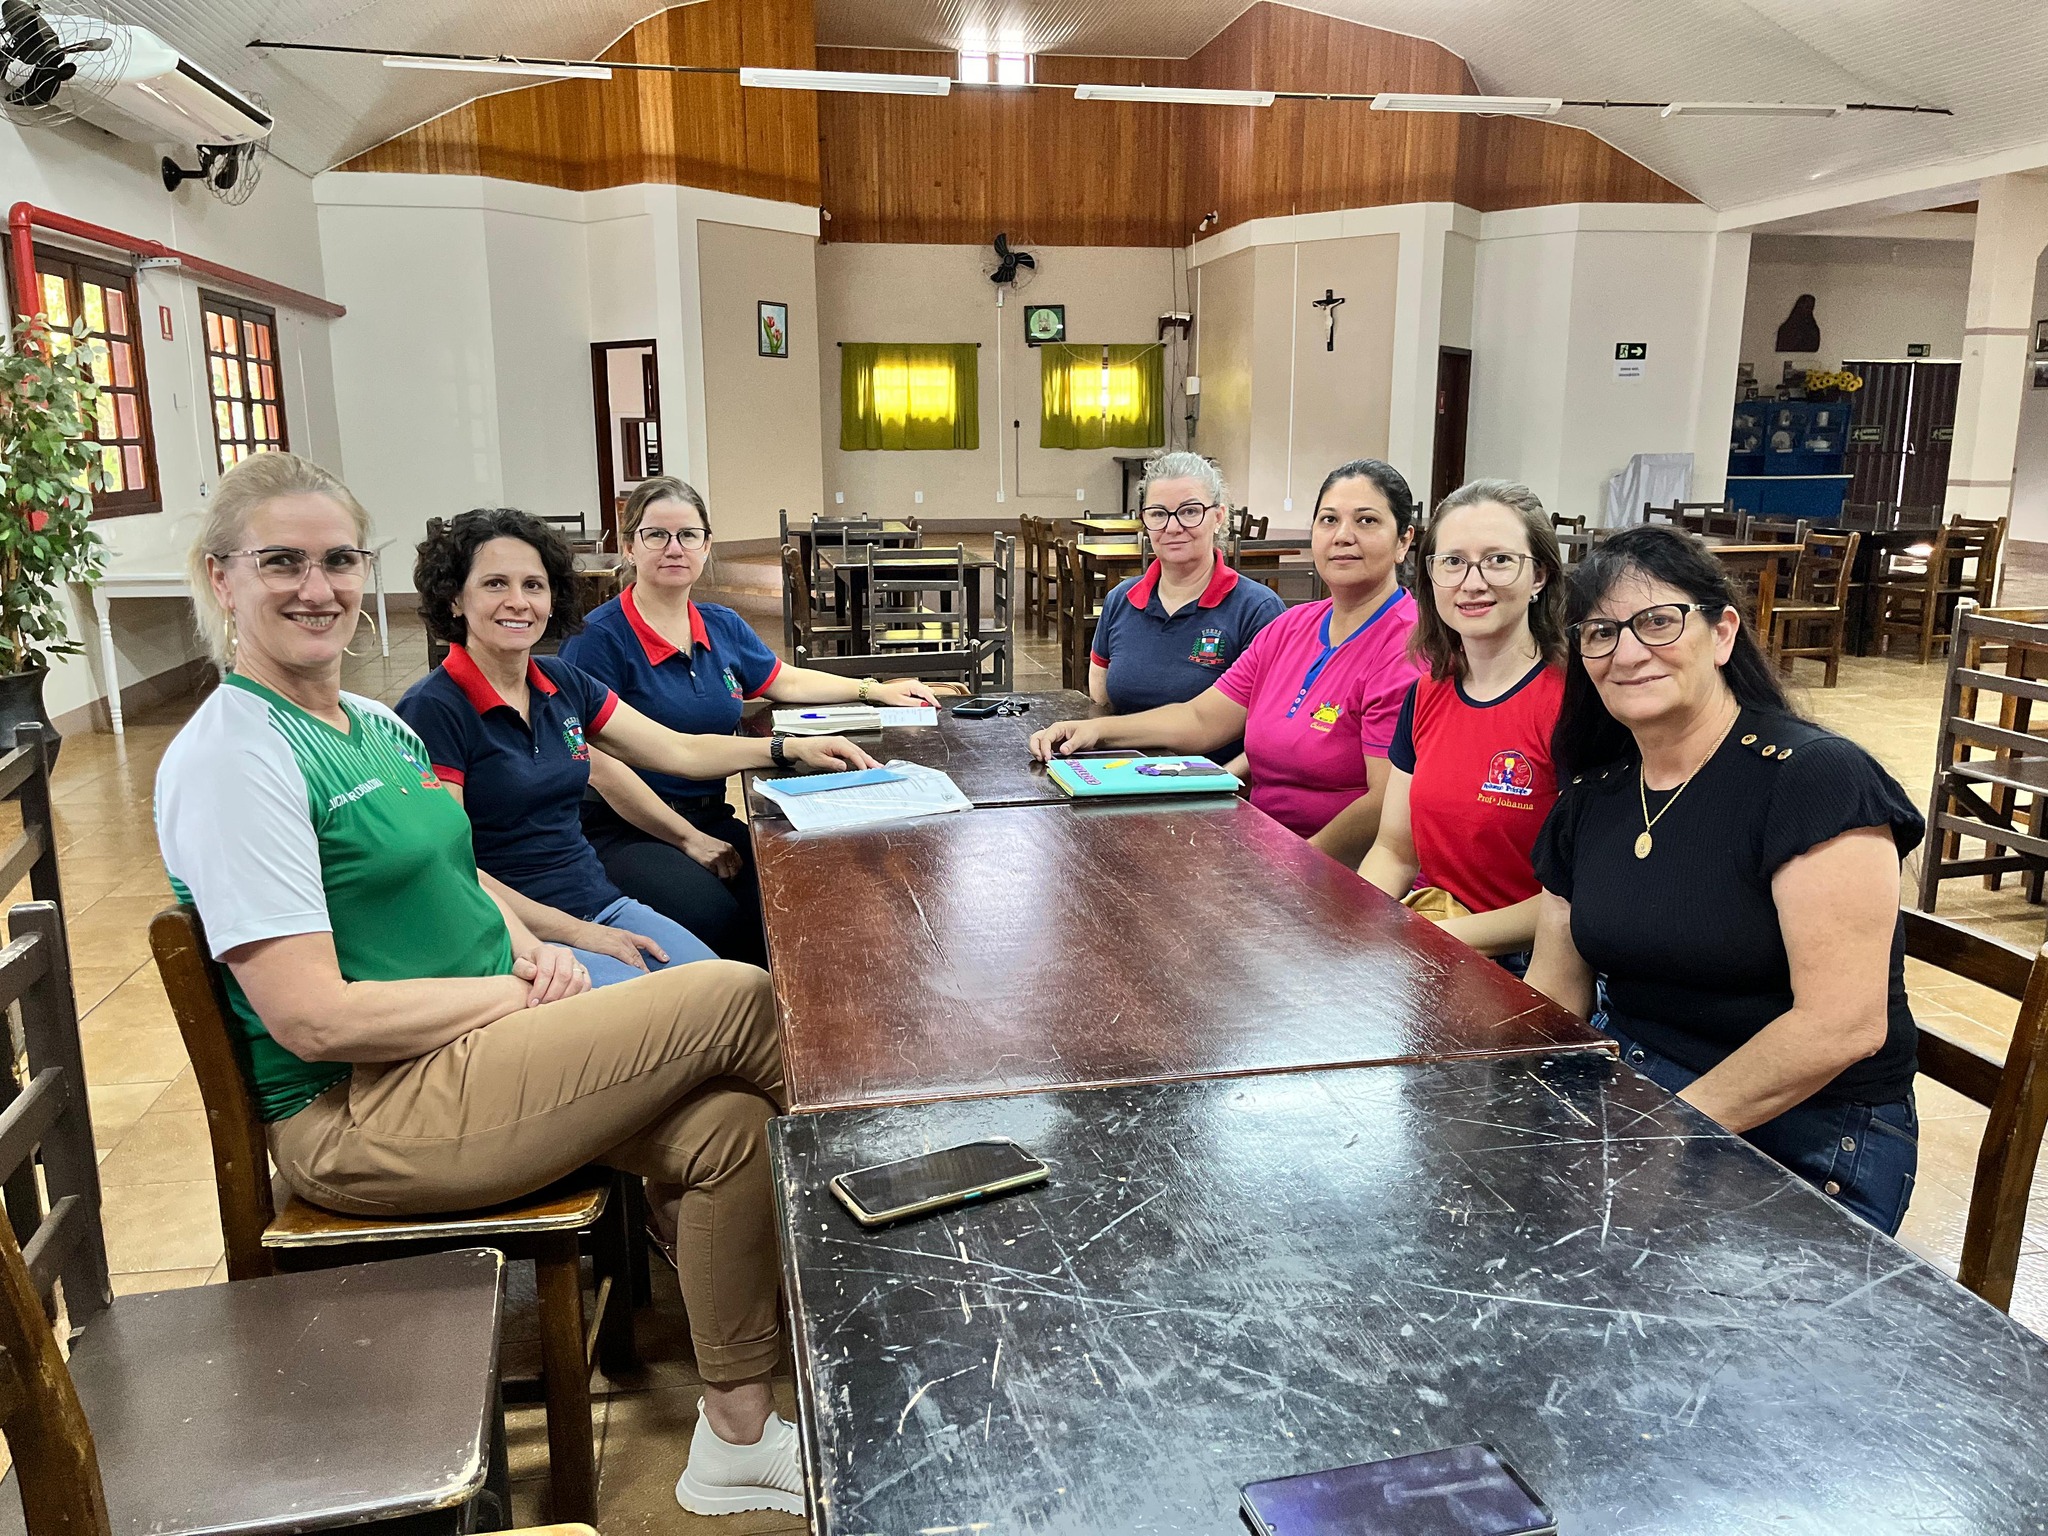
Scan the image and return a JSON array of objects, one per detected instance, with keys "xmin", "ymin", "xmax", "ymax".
[
  {"xmin": 1189, "ymin": 629, "xmax": 1227, "ymax": 667},
  {"xmin": 721, "ymin": 665, "xmax": 742, "ymax": 700},
  {"xmin": 561, "ymin": 716, "xmax": 590, "ymax": 763},
  {"xmin": 1481, "ymin": 749, "xmax": 1536, "ymax": 799},
  {"xmin": 1309, "ymin": 702, "xmax": 1343, "ymax": 733}
]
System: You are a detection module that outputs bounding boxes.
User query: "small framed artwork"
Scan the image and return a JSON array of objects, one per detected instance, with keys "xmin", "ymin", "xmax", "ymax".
[
  {"xmin": 2035, "ymin": 320, "xmax": 2048, "ymax": 354},
  {"xmin": 2033, "ymin": 361, "xmax": 2048, "ymax": 390},
  {"xmin": 1024, "ymin": 304, "xmax": 1065, "ymax": 346},
  {"xmin": 759, "ymin": 301, "xmax": 789, "ymax": 359}
]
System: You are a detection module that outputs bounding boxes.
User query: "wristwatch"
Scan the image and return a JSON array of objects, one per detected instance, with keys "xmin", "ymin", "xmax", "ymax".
[
  {"xmin": 769, "ymin": 732, "xmax": 791, "ymax": 768},
  {"xmin": 858, "ymin": 676, "xmax": 878, "ymax": 702}
]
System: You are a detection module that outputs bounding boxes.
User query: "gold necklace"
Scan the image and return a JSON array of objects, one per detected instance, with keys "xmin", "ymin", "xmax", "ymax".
[{"xmin": 1635, "ymin": 708, "xmax": 1740, "ymax": 860}]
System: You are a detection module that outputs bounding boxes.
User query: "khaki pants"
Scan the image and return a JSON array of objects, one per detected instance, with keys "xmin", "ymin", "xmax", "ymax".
[{"xmin": 269, "ymin": 960, "xmax": 784, "ymax": 1382}]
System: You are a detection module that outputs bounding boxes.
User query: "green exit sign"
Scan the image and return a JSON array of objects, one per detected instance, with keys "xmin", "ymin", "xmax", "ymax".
[
  {"xmin": 1850, "ymin": 425, "xmax": 1885, "ymax": 443},
  {"xmin": 1908, "ymin": 343, "xmax": 1932, "ymax": 357},
  {"xmin": 1614, "ymin": 342, "xmax": 1648, "ymax": 360}
]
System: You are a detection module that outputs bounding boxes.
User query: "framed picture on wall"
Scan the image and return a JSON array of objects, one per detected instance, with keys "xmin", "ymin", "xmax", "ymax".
[
  {"xmin": 1024, "ymin": 304, "xmax": 1065, "ymax": 346},
  {"xmin": 2033, "ymin": 362, "xmax": 2048, "ymax": 390},
  {"xmin": 2035, "ymin": 319, "xmax": 2048, "ymax": 354},
  {"xmin": 759, "ymin": 301, "xmax": 789, "ymax": 359}
]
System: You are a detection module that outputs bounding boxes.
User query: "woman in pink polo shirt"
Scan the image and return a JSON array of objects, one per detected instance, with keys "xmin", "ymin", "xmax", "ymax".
[{"xmin": 1030, "ymin": 458, "xmax": 1423, "ymax": 862}]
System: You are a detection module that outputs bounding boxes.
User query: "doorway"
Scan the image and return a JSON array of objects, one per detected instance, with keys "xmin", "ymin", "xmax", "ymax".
[
  {"xmin": 590, "ymin": 340, "xmax": 661, "ymax": 549},
  {"xmin": 1843, "ymin": 358, "xmax": 1961, "ymax": 514},
  {"xmin": 1431, "ymin": 347, "xmax": 1472, "ymax": 511}
]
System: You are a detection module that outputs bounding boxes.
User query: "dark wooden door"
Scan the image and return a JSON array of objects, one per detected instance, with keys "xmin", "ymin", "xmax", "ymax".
[
  {"xmin": 1844, "ymin": 360, "xmax": 1913, "ymax": 508},
  {"xmin": 1431, "ymin": 347, "xmax": 1472, "ymax": 511},
  {"xmin": 590, "ymin": 340, "xmax": 659, "ymax": 549},
  {"xmin": 1901, "ymin": 361, "xmax": 1961, "ymax": 513}
]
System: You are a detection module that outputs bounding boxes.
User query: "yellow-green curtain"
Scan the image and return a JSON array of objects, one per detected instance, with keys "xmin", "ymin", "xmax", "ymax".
[
  {"xmin": 840, "ymin": 343, "xmax": 980, "ymax": 450},
  {"xmin": 1040, "ymin": 343, "xmax": 1165, "ymax": 450}
]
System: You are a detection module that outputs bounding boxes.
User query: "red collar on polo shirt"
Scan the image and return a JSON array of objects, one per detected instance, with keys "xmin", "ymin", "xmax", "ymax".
[
  {"xmin": 1124, "ymin": 554, "xmax": 1241, "ymax": 612},
  {"xmin": 443, "ymin": 644, "xmax": 559, "ymax": 714},
  {"xmin": 620, "ymin": 583, "xmax": 712, "ymax": 665}
]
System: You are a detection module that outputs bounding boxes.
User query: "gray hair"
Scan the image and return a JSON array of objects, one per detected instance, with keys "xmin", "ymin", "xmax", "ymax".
[
  {"xmin": 187, "ymin": 452, "xmax": 372, "ymax": 667},
  {"xmin": 1139, "ymin": 450, "xmax": 1226, "ymax": 509}
]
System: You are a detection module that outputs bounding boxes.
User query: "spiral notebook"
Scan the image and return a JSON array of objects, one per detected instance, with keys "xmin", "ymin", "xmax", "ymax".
[{"xmin": 1044, "ymin": 756, "xmax": 1242, "ymax": 800}]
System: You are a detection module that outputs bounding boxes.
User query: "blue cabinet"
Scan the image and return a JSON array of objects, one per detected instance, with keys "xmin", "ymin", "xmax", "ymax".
[{"xmin": 1727, "ymin": 398, "xmax": 1850, "ymax": 521}]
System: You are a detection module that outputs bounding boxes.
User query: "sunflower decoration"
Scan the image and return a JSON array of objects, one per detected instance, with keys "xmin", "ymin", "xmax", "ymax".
[{"xmin": 1803, "ymin": 368, "xmax": 1865, "ymax": 395}]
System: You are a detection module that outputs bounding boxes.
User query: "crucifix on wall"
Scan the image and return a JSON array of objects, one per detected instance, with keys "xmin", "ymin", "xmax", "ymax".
[{"xmin": 1312, "ymin": 288, "xmax": 1346, "ymax": 351}]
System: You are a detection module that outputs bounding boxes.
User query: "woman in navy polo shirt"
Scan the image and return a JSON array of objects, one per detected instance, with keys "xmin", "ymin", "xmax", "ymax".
[
  {"xmin": 399, "ymin": 509, "xmax": 876, "ymax": 981},
  {"xmin": 562, "ymin": 478, "xmax": 945, "ymax": 965},
  {"xmin": 1360, "ymin": 481, "xmax": 1566, "ymax": 973},
  {"xmin": 1089, "ymin": 452, "xmax": 1283, "ymax": 723}
]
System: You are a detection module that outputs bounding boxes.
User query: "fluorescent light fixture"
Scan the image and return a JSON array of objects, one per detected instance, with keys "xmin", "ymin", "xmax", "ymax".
[
  {"xmin": 740, "ymin": 67, "xmax": 951, "ymax": 96},
  {"xmin": 382, "ymin": 56, "xmax": 613, "ymax": 81},
  {"xmin": 1371, "ymin": 92, "xmax": 1562, "ymax": 116},
  {"xmin": 1660, "ymin": 100, "xmax": 1846, "ymax": 118},
  {"xmin": 1073, "ymin": 83, "xmax": 1275, "ymax": 107}
]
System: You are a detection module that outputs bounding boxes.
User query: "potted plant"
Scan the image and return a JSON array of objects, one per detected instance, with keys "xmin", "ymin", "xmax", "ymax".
[{"xmin": 0, "ymin": 312, "xmax": 108, "ymax": 760}]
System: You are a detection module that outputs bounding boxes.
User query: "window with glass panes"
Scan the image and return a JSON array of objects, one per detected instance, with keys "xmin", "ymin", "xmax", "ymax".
[
  {"xmin": 31, "ymin": 248, "xmax": 159, "ymax": 516},
  {"xmin": 201, "ymin": 294, "xmax": 288, "ymax": 471}
]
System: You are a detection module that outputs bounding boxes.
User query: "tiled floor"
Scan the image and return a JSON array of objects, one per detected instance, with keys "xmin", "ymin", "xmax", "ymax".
[{"xmin": 7, "ymin": 551, "xmax": 2048, "ymax": 1526}]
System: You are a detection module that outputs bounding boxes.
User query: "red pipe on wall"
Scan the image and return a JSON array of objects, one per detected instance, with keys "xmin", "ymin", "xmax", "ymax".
[{"xmin": 7, "ymin": 202, "xmax": 346, "ymax": 324}]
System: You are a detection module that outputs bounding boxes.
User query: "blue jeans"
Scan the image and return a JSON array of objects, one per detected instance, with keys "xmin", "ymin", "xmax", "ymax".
[
  {"xmin": 1598, "ymin": 1015, "xmax": 1918, "ymax": 1236},
  {"xmin": 570, "ymin": 896, "xmax": 717, "ymax": 989}
]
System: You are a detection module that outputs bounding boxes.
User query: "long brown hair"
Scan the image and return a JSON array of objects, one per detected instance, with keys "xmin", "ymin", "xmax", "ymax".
[{"xmin": 1410, "ymin": 478, "xmax": 1567, "ymax": 682}]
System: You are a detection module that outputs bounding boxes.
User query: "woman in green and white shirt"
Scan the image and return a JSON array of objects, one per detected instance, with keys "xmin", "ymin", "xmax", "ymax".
[{"xmin": 154, "ymin": 453, "xmax": 803, "ymax": 1519}]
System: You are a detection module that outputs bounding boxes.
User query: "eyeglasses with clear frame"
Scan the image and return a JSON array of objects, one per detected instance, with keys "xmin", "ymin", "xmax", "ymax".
[
  {"xmin": 1139, "ymin": 501, "xmax": 1217, "ymax": 531},
  {"xmin": 635, "ymin": 525, "xmax": 710, "ymax": 551},
  {"xmin": 220, "ymin": 546, "xmax": 376, "ymax": 591},
  {"xmin": 1568, "ymin": 602, "xmax": 1726, "ymax": 658},
  {"xmin": 1426, "ymin": 551, "xmax": 1534, "ymax": 587}
]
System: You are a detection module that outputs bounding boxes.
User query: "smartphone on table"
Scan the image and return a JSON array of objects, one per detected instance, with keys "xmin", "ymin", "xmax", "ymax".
[
  {"xmin": 1240, "ymin": 1443, "xmax": 1553, "ymax": 1536},
  {"xmin": 830, "ymin": 1138, "xmax": 1049, "ymax": 1227}
]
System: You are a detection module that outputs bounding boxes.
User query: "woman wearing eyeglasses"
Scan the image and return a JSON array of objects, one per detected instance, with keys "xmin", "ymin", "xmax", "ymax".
[
  {"xmin": 1087, "ymin": 453, "xmax": 1283, "ymax": 722},
  {"xmin": 1525, "ymin": 525, "xmax": 1922, "ymax": 1233},
  {"xmin": 1359, "ymin": 482, "xmax": 1565, "ymax": 972},
  {"xmin": 562, "ymin": 478, "xmax": 943, "ymax": 964},
  {"xmin": 157, "ymin": 454, "xmax": 811, "ymax": 1513}
]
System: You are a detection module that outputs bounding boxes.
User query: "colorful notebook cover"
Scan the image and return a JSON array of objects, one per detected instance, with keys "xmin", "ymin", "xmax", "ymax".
[{"xmin": 1044, "ymin": 755, "xmax": 1243, "ymax": 800}]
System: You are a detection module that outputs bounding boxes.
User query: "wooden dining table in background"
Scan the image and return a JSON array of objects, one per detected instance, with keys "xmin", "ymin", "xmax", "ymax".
[
  {"xmin": 816, "ymin": 545, "xmax": 999, "ymax": 647},
  {"xmin": 752, "ymin": 797, "xmax": 1606, "ymax": 1111}
]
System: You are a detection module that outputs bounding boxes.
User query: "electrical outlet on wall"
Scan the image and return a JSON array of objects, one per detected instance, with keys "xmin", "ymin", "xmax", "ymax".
[
  {"xmin": 914, "ymin": 491, "xmax": 924, "ymax": 504},
  {"xmin": 1283, "ymin": 498, "xmax": 1293, "ymax": 513},
  {"xmin": 996, "ymin": 490, "xmax": 1005, "ymax": 503},
  {"xmin": 835, "ymin": 491, "xmax": 845, "ymax": 504},
  {"xmin": 1075, "ymin": 488, "xmax": 1086, "ymax": 501}
]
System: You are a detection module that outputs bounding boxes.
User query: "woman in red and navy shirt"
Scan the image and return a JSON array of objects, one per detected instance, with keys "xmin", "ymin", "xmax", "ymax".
[{"xmin": 1361, "ymin": 480, "xmax": 1567, "ymax": 971}]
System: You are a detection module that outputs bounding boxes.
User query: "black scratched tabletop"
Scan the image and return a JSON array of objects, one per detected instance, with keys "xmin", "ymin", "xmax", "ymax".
[{"xmin": 771, "ymin": 1055, "xmax": 2048, "ymax": 1535}]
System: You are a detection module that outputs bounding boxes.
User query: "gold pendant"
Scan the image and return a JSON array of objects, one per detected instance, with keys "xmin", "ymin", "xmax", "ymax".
[{"xmin": 1634, "ymin": 830, "xmax": 1653, "ymax": 860}]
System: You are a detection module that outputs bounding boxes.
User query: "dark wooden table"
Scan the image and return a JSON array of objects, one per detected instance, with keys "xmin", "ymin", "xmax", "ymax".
[
  {"xmin": 744, "ymin": 689, "xmax": 1102, "ymax": 814},
  {"xmin": 772, "ymin": 1056, "xmax": 2048, "ymax": 1535},
  {"xmin": 753, "ymin": 798, "xmax": 1605, "ymax": 1110},
  {"xmin": 1836, "ymin": 513, "xmax": 1944, "ymax": 655}
]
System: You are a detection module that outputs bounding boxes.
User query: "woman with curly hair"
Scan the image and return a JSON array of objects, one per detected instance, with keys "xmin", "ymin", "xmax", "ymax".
[{"xmin": 398, "ymin": 508, "xmax": 875, "ymax": 985}]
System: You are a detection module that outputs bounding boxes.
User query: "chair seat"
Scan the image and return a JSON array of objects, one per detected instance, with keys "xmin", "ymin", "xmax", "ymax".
[
  {"xmin": 0, "ymin": 1249, "xmax": 504, "ymax": 1536},
  {"xmin": 1772, "ymin": 601, "xmax": 1841, "ymax": 619},
  {"xmin": 263, "ymin": 1171, "xmax": 608, "ymax": 1251}
]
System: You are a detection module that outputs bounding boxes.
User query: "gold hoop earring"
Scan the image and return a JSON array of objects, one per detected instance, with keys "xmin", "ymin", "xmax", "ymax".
[
  {"xmin": 223, "ymin": 612, "xmax": 239, "ymax": 653},
  {"xmin": 343, "ymin": 608, "xmax": 380, "ymax": 659}
]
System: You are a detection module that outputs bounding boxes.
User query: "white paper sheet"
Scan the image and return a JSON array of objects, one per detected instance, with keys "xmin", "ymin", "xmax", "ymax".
[
  {"xmin": 876, "ymin": 706, "xmax": 939, "ymax": 727},
  {"xmin": 753, "ymin": 759, "xmax": 971, "ymax": 832}
]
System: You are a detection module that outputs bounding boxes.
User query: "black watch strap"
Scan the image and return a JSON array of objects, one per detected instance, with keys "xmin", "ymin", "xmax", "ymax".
[{"xmin": 769, "ymin": 732, "xmax": 791, "ymax": 768}]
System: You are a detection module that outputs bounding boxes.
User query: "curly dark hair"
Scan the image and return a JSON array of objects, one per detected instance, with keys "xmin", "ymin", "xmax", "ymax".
[{"xmin": 414, "ymin": 508, "xmax": 583, "ymax": 647}]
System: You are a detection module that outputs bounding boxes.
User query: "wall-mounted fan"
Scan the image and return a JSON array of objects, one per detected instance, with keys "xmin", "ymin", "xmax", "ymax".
[
  {"xmin": 981, "ymin": 232, "xmax": 1039, "ymax": 296},
  {"xmin": 163, "ymin": 133, "xmax": 266, "ymax": 205},
  {"xmin": 0, "ymin": 0, "xmax": 127, "ymax": 128}
]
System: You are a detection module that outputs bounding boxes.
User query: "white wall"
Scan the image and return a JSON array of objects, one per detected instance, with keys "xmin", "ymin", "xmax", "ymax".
[
  {"xmin": 1740, "ymin": 234, "xmax": 1972, "ymax": 379},
  {"xmin": 2011, "ymin": 245, "xmax": 2048, "ymax": 541},
  {"xmin": 815, "ymin": 244, "xmax": 1177, "ymax": 523},
  {"xmin": 1, "ymin": 117, "xmax": 342, "ymax": 726}
]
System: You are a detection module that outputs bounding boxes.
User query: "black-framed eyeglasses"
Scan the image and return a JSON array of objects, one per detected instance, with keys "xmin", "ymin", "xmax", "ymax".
[
  {"xmin": 221, "ymin": 546, "xmax": 376, "ymax": 591},
  {"xmin": 1139, "ymin": 501, "xmax": 1216, "ymax": 530},
  {"xmin": 1569, "ymin": 602, "xmax": 1726, "ymax": 658},
  {"xmin": 635, "ymin": 526, "xmax": 709, "ymax": 551},
  {"xmin": 1426, "ymin": 551, "xmax": 1533, "ymax": 587}
]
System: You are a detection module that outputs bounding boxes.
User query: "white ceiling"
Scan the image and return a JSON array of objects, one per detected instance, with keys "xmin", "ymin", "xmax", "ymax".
[{"xmin": 96, "ymin": 0, "xmax": 2048, "ymax": 213}]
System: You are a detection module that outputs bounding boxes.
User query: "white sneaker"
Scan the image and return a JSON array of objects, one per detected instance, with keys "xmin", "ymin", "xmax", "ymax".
[{"xmin": 674, "ymin": 1400, "xmax": 806, "ymax": 1517}]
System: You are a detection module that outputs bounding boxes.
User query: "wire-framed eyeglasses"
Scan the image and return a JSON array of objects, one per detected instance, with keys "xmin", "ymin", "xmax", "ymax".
[
  {"xmin": 1568, "ymin": 602, "xmax": 1726, "ymax": 658},
  {"xmin": 635, "ymin": 526, "xmax": 710, "ymax": 551},
  {"xmin": 1139, "ymin": 501, "xmax": 1216, "ymax": 530},
  {"xmin": 220, "ymin": 546, "xmax": 376, "ymax": 591},
  {"xmin": 1426, "ymin": 551, "xmax": 1534, "ymax": 587}
]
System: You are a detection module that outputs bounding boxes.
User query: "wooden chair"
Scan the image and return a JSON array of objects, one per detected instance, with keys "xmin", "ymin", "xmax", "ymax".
[
  {"xmin": 0, "ymin": 726, "xmax": 60, "ymax": 915},
  {"xmin": 861, "ymin": 543, "xmax": 971, "ymax": 653},
  {"xmin": 1875, "ymin": 518, "xmax": 2003, "ymax": 662},
  {"xmin": 1669, "ymin": 501, "xmax": 1728, "ymax": 533},
  {"xmin": 983, "ymin": 531, "xmax": 1017, "ymax": 693},
  {"xmin": 1054, "ymin": 539, "xmax": 1107, "ymax": 691},
  {"xmin": 781, "ymin": 543, "xmax": 852, "ymax": 659},
  {"xmin": 147, "ymin": 906, "xmax": 634, "ymax": 1524},
  {"xmin": 1642, "ymin": 504, "xmax": 1684, "ymax": 528},
  {"xmin": 1902, "ymin": 909, "xmax": 2048, "ymax": 1312},
  {"xmin": 1765, "ymin": 530, "xmax": 1860, "ymax": 687},
  {"xmin": 792, "ymin": 645, "xmax": 985, "ymax": 694},
  {"xmin": 0, "ymin": 900, "xmax": 518, "ymax": 1536},
  {"xmin": 1700, "ymin": 505, "xmax": 1749, "ymax": 539},
  {"xmin": 1019, "ymin": 515, "xmax": 1059, "ymax": 638},
  {"xmin": 1746, "ymin": 517, "xmax": 1811, "ymax": 545}
]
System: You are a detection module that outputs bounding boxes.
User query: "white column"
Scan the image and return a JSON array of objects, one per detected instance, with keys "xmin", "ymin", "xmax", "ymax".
[
  {"xmin": 1686, "ymin": 232, "xmax": 1753, "ymax": 507},
  {"xmin": 1949, "ymin": 171, "xmax": 2048, "ymax": 523}
]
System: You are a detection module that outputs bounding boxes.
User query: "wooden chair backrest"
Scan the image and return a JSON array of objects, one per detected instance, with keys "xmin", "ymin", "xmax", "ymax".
[
  {"xmin": 1746, "ymin": 517, "xmax": 1810, "ymax": 545},
  {"xmin": 1700, "ymin": 507, "xmax": 1748, "ymax": 539},
  {"xmin": 1790, "ymin": 530, "xmax": 1859, "ymax": 606},
  {"xmin": 989, "ymin": 531, "xmax": 1016, "ymax": 626},
  {"xmin": 1550, "ymin": 513, "xmax": 1586, "ymax": 533},
  {"xmin": 1643, "ymin": 504, "xmax": 1682, "ymax": 527},
  {"xmin": 0, "ymin": 727, "xmax": 61, "ymax": 912},
  {"xmin": 1239, "ymin": 514, "xmax": 1270, "ymax": 540},
  {"xmin": 148, "ymin": 905, "xmax": 278, "ymax": 1281},
  {"xmin": 1942, "ymin": 517, "xmax": 2005, "ymax": 598},
  {"xmin": 1901, "ymin": 908, "xmax": 2048, "ymax": 1309},
  {"xmin": 792, "ymin": 646, "xmax": 987, "ymax": 689}
]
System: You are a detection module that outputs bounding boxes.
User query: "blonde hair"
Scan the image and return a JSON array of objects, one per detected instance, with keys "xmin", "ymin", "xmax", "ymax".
[{"xmin": 188, "ymin": 452, "xmax": 372, "ymax": 667}]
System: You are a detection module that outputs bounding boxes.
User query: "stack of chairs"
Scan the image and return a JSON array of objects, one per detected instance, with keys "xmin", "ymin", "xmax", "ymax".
[
  {"xmin": 1765, "ymin": 530, "xmax": 1860, "ymax": 687},
  {"xmin": 1873, "ymin": 515, "xmax": 2007, "ymax": 663}
]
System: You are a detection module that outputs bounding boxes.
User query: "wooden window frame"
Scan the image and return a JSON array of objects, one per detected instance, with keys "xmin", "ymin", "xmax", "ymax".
[
  {"xmin": 23, "ymin": 245, "xmax": 161, "ymax": 518},
  {"xmin": 199, "ymin": 291, "xmax": 289, "ymax": 474}
]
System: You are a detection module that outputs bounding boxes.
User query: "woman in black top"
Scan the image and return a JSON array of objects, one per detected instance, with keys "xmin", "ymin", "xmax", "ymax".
[{"xmin": 1526, "ymin": 526, "xmax": 1922, "ymax": 1233}]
